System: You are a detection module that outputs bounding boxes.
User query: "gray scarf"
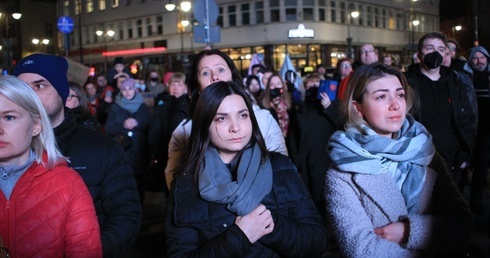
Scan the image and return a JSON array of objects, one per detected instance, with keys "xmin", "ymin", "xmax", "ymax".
[
  {"xmin": 328, "ymin": 115, "xmax": 435, "ymax": 213},
  {"xmin": 198, "ymin": 144, "xmax": 273, "ymax": 216},
  {"xmin": 116, "ymin": 92, "xmax": 144, "ymax": 113}
]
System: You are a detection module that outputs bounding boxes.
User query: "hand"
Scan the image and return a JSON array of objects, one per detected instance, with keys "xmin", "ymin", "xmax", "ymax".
[
  {"xmin": 123, "ymin": 118, "xmax": 138, "ymax": 130},
  {"xmin": 319, "ymin": 92, "xmax": 331, "ymax": 109},
  {"xmin": 374, "ymin": 221, "xmax": 409, "ymax": 244},
  {"xmin": 235, "ymin": 204, "xmax": 274, "ymax": 243}
]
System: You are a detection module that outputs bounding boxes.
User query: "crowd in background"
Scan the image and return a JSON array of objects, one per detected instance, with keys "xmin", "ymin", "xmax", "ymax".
[{"xmin": 1, "ymin": 28, "xmax": 489, "ymax": 257}]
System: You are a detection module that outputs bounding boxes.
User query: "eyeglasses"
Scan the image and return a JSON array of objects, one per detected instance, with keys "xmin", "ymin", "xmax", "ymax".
[
  {"xmin": 340, "ymin": 64, "xmax": 352, "ymax": 69},
  {"xmin": 67, "ymin": 94, "xmax": 80, "ymax": 100},
  {"xmin": 448, "ymin": 46, "xmax": 457, "ymax": 51},
  {"xmin": 361, "ymin": 50, "xmax": 375, "ymax": 55}
]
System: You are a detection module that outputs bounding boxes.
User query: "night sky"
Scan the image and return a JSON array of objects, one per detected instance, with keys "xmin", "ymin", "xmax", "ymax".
[{"xmin": 439, "ymin": 0, "xmax": 470, "ymax": 20}]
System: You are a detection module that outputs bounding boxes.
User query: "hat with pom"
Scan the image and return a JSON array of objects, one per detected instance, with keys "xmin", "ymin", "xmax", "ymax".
[{"xmin": 13, "ymin": 53, "xmax": 70, "ymax": 104}]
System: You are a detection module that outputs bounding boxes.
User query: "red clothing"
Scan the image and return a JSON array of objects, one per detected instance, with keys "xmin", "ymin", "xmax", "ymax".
[
  {"xmin": 0, "ymin": 159, "xmax": 102, "ymax": 257},
  {"xmin": 336, "ymin": 74, "xmax": 351, "ymax": 101}
]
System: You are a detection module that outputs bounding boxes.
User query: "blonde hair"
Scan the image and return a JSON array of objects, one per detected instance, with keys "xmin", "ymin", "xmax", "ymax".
[
  {"xmin": 0, "ymin": 76, "xmax": 65, "ymax": 168},
  {"xmin": 342, "ymin": 63, "xmax": 416, "ymax": 129}
]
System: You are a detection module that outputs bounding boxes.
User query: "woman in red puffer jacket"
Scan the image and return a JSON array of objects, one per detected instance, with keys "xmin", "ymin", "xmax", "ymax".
[{"xmin": 0, "ymin": 76, "xmax": 102, "ymax": 257}]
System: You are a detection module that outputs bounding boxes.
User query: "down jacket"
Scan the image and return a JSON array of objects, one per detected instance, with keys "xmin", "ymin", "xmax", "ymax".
[
  {"xmin": 54, "ymin": 109, "xmax": 141, "ymax": 257},
  {"xmin": 0, "ymin": 159, "xmax": 102, "ymax": 257},
  {"xmin": 165, "ymin": 153, "xmax": 327, "ymax": 257}
]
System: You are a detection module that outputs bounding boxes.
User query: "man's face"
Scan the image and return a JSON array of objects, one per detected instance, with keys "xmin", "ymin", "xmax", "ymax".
[
  {"xmin": 17, "ymin": 73, "xmax": 64, "ymax": 122},
  {"xmin": 418, "ymin": 38, "xmax": 446, "ymax": 69},
  {"xmin": 470, "ymin": 51, "xmax": 488, "ymax": 72},
  {"xmin": 360, "ymin": 44, "xmax": 378, "ymax": 65}
]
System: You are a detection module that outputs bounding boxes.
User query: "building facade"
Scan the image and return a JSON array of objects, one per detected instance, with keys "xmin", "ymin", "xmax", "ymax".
[{"xmin": 57, "ymin": 0, "xmax": 439, "ymax": 78}]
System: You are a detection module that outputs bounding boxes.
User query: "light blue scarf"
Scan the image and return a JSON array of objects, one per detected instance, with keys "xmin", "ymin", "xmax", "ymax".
[{"xmin": 328, "ymin": 115, "xmax": 435, "ymax": 213}]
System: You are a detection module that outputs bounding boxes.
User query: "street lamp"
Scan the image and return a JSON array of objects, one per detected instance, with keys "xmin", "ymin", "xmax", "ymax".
[
  {"xmin": 1, "ymin": 11, "xmax": 21, "ymax": 73},
  {"xmin": 346, "ymin": 11, "xmax": 359, "ymax": 60},
  {"xmin": 166, "ymin": 0, "xmax": 192, "ymax": 71},
  {"xmin": 452, "ymin": 25, "xmax": 462, "ymax": 38},
  {"xmin": 96, "ymin": 29, "xmax": 115, "ymax": 74}
]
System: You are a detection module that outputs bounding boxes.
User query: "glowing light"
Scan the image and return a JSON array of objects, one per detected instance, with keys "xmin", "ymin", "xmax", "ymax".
[{"xmin": 102, "ymin": 47, "xmax": 167, "ymax": 57}]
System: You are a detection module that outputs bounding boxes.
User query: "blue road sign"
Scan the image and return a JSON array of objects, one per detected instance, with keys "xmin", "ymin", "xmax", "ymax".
[{"xmin": 57, "ymin": 16, "xmax": 74, "ymax": 34}]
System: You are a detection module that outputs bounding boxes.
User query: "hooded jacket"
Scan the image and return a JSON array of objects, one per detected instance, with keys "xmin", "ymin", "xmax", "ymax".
[
  {"xmin": 0, "ymin": 158, "xmax": 102, "ymax": 257},
  {"xmin": 463, "ymin": 46, "xmax": 490, "ymax": 133}
]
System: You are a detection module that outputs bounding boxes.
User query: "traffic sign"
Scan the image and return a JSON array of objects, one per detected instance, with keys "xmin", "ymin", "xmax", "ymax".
[
  {"xmin": 193, "ymin": 0, "xmax": 219, "ymax": 24},
  {"xmin": 57, "ymin": 16, "xmax": 74, "ymax": 34}
]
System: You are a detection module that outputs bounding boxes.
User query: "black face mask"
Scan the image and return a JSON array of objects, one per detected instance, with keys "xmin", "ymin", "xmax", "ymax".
[
  {"xmin": 150, "ymin": 77, "xmax": 158, "ymax": 82},
  {"xmin": 305, "ymin": 87, "xmax": 319, "ymax": 99},
  {"xmin": 423, "ymin": 51, "xmax": 443, "ymax": 69},
  {"xmin": 269, "ymin": 88, "xmax": 283, "ymax": 99}
]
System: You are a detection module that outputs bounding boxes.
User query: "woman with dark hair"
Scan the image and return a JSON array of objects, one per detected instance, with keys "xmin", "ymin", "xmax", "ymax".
[
  {"xmin": 245, "ymin": 74, "xmax": 263, "ymax": 104},
  {"xmin": 324, "ymin": 63, "xmax": 472, "ymax": 257},
  {"xmin": 165, "ymin": 81, "xmax": 327, "ymax": 257},
  {"xmin": 164, "ymin": 49, "xmax": 287, "ymax": 190},
  {"xmin": 66, "ymin": 81, "xmax": 101, "ymax": 131}
]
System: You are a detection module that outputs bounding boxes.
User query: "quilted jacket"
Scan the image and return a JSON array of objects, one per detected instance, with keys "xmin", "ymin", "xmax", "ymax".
[
  {"xmin": 165, "ymin": 152, "xmax": 327, "ymax": 257},
  {"xmin": 0, "ymin": 159, "xmax": 102, "ymax": 257}
]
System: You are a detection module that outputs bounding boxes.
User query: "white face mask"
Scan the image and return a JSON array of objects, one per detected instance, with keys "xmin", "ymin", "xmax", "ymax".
[{"xmin": 140, "ymin": 84, "xmax": 146, "ymax": 91}]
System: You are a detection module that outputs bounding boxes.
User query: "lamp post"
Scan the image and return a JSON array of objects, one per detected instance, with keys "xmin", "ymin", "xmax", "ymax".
[
  {"xmin": 166, "ymin": 0, "xmax": 192, "ymax": 71},
  {"xmin": 346, "ymin": 11, "xmax": 359, "ymax": 60},
  {"xmin": 408, "ymin": 0, "xmax": 419, "ymax": 51},
  {"xmin": 96, "ymin": 29, "xmax": 115, "ymax": 74},
  {"xmin": 1, "ymin": 11, "xmax": 21, "ymax": 73},
  {"xmin": 452, "ymin": 25, "xmax": 462, "ymax": 38}
]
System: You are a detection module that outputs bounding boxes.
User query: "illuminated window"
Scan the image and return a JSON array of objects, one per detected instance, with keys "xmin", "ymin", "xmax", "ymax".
[
  {"xmin": 99, "ymin": 0, "xmax": 106, "ymax": 10},
  {"xmin": 87, "ymin": 0, "xmax": 94, "ymax": 13},
  {"xmin": 112, "ymin": 0, "xmax": 119, "ymax": 8}
]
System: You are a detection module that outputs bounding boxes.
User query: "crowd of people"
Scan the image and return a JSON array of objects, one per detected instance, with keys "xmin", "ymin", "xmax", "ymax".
[{"xmin": 0, "ymin": 29, "xmax": 487, "ymax": 257}]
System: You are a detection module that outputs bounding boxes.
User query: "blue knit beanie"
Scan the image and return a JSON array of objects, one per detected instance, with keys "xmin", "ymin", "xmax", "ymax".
[{"xmin": 13, "ymin": 53, "xmax": 70, "ymax": 104}]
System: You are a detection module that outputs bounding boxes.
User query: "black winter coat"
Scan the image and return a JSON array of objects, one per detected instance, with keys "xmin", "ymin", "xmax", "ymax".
[
  {"xmin": 294, "ymin": 99, "xmax": 343, "ymax": 222},
  {"xmin": 405, "ymin": 64, "xmax": 477, "ymax": 168},
  {"xmin": 165, "ymin": 152, "xmax": 327, "ymax": 257},
  {"xmin": 54, "ymin": 109, "xmax": 142, "ymax": 257},
  {"xmin": 105, "ymin": 102, "xmax": 151, "ymax": 176}
]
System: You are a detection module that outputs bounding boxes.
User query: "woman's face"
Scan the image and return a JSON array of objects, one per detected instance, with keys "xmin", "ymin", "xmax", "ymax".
[
  {"xmin": 247, "ymin": 78, "xmax": 261, "ymax": 93},
  {"xmin": 168, "ymin": 80, "xmax": 187, "ymax": 98},
  {"xmin": 339, "ymin": 61, "xmax": 353, "ymax": 77},
  {"xmin": 209, "ymin": 94, "xmax": 252, "ymax": 163},
  {"xmin": 353, "ymin": 75, "xmax": 406, "ymax": 138},
  {"xmin": 268, "ymin": 75, "xmax": 283, "ymax": 90},
  {"xmin": 197, "ymin": 55, "xmax": 233, "ymax": 91},
  {"xmin": 85, "ymin": 83, "xmax": 97, "ymax": 97},
  {"xmin": 65, "ymin": 89, "xmax": 80, "ymax": 109},
  {"xmin": 122, "ymin": 86, "xmax": 136, "ymax": 100},
  {"xmin": 0, "ymin": 94, "xmax": 41, "ymax": 166}
]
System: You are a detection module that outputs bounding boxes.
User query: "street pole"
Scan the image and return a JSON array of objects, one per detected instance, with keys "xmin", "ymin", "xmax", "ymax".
[{"xmin": 347, "ymin": 14, "xmax": 352, "ymax": 60}]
